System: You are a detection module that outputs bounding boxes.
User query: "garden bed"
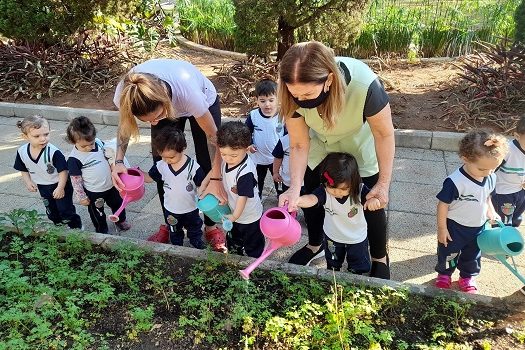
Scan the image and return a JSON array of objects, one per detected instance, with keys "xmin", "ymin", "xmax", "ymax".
[{"xmin": 1, "ymin": 210, "xmax": 525, "ymax": 349}]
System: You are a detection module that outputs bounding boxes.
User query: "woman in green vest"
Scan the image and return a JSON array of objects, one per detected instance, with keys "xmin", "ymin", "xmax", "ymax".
[{"xmin": 278, "ymin": 41, "xmax": 394, "ymax": 279}]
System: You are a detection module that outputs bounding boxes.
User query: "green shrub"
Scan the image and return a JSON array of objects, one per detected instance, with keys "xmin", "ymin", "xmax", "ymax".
[
  {"xmin": 516, "ymin": 0, "xmax": 525, "ymax": 43},
  {"xmin": 0, "ymin": 0, "xmax": 141, "ymax": 45}
]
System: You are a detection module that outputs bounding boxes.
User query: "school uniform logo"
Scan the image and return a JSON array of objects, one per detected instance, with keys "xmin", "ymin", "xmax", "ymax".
[
  {"xmin": 167, "ymin": 215, "xmax": 177, "ymax": 226},
  {"xmin": 501, "ymin": 203, "xmax": 515, "ymax": 216},
  {"xmin": 347, "ymin": 206, "xmax": 358, "ymax": 218},
  {"xmin": 46, "ymin": 164, "xmax": 55, "ymax": 174},
  {"xmin": 231, "ymin": 185, "xmax": 238, "ymax": 194},
  {"xmin": 186, "ymin": 183, "xmax": 194, "ymax": 192}
]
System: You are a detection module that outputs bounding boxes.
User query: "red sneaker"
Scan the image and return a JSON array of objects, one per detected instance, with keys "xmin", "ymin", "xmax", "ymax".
[
  {"xmin": 205, "ymin": 227, "xmax": 227, "ymax": 253},
  {"xmin": 147, "ymin": 224, "xmax": 170, "ymax": 243},
  {"xmin": 458, "ymin": 277, "xmax": 477, "ymax": 294}
]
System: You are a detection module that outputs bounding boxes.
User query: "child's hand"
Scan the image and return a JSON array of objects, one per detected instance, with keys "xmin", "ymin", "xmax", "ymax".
[
  {"xmin": 364, "ymin": 197, "xmax": 381, "ymax": 211},
  {"xmin": 52, "ymin": 187, "xmax": 65, "ymax": 199},
  {"xmin": 79, "ymin": 198, "xmax": 90, "ymax": 206},
  {"xmin": 487, "ymin": 211, "xmax": 501, "ymax": 224},
  {"xmin": 25, "ymin": 181, "xmax": 37, "ymax": 192},
  {"xmin": 273, "ymin": 173, "xmax": 283, "ymax": 183},
  {"xmin": 437, "ymin": 227, "xmax": 452, "ymax": 247},
  {"xmin": 248, "ymin": 145, "xmax": 257, "ymax": 153},
  {"xmin": 224, "ymin": 214, "xmax": 236, "ymax": 222}
]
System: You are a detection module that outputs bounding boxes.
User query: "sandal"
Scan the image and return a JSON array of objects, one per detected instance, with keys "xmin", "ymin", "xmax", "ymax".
[
  {"xmin": 205, "ymin": 227, "xmax": 227, "ymax": 253},
  {"xmin": 458, "ymin": 277, "xmax": 477, "ymax": 294},
  {"xmin": 435, "ymin": 274, "xmax": 452, "ymax": 289}
]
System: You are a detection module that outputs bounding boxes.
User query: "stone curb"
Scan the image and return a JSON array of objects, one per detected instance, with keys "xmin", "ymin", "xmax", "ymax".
[
  {"xmin": 173, "ymin": 33, "xmax": 456, "ymax": 65},
  {"xmin": 0, "ymin": 102, "xmax": 463, "ymax": 151},
  {"xmin": 56, "ymin": 229, "xmax": 494, "ymax": 305}
]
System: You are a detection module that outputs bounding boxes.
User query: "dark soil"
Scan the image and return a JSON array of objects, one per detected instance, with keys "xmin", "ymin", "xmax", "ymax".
[{"xmin": 1, "ymin": 46, "xmax": 469, "ymax": 133}]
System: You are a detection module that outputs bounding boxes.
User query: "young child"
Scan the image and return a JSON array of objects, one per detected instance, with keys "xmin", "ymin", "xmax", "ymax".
[
  {"xmin": 217, "ymin": 121, "xmax": 265, "ymax": 258},
  {"xmin": 492, "ymin": 116, "xmax": 525, "ymax": 227},
  {"xmin": 295, "ymin": 152, "xmax": 380, "ymax": 274},
  {"xmin": 435, "ymin": 130, "xmax": 508, "ymax": 294},
  {"xmin": 246, "ymin": 79, "xmax": 284, "ymax": 198},
  {"xmin": 13, "ymin": 115, "xmax": 82, "ymax": 229},
  {"xmin": 66, "ymin": 116, "xmax": 131, "ymax": 234},
  {"xmin": 272, "ymin": 131, "xmax": 291, "ymax": 196},
  {"xmin": 143, "ymin": 126, "xmax": 209, "ymax": 250}
]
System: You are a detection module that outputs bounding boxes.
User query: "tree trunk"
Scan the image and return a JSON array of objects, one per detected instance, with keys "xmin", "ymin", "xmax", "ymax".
[{"xmin": 277, "ymin": 16, "xmax": 295, "ymax": 61}]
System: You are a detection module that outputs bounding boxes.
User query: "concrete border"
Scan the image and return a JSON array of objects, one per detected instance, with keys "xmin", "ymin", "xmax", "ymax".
[
  {"xmin": 173, "ymin": 33, "xmax": 456, "ymax": 64},
  {"xmin": 45, "ymin": 228, "xmax": 492, "ymax": 305},
  {"xmin": 0, "ymin": 102, "xmax": 463, "ymax": 151}
]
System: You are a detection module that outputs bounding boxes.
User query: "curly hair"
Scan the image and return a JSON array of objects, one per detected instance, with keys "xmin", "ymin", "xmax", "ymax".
[
  {"xmin": 318, "ymin": 152, "xmax": 361, "ymax": 204},
  {"xmin": 217, "ymin": 121, "xmax": 252, "ymax": 149},
  {"xmin": 459, "ymin": 129, "xmax": 508, "ymax": 161},
  {"xmin": 151, "ymin": 126, "xmax": 187, "ymax": 154},
  {"xmin": 66, "ymin": 116, "xmax": 96, "ymax": 144}
]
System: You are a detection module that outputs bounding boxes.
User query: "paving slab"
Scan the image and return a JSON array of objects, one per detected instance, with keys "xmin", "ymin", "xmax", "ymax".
[{"xmin": 1, "ymin": 110, "xmax": 524, "ymax": 303}]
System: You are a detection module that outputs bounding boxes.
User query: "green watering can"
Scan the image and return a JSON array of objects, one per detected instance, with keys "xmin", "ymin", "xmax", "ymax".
[{"xmin": 477, "ymin": 220, "xmax": 525, "ymax": 284}]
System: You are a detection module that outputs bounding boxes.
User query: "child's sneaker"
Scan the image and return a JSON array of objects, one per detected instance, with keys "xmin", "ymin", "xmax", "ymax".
[
  {"xmin": 435, "ymin": 274, "xmax": 452, "ymax": 289},
  {"xmin": 288, "ymin": 245, "xmax": 325, "ymax": 266},
  {"xmin": 147, "ymin": 224, "xmax": 170, "ymax": 243},
  {"xmin": 115, "ymin": 221, "xmax": 131, "ymax": 231},
  {"xmin": 458, "ymin": 277, "xmax": 477, "ymax": 294},
  {"xmin": 205, "ymin": 227, "xmax": 227, "ymax": 253}
]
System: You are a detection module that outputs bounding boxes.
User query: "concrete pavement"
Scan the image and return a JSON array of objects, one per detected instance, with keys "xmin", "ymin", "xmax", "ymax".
[{"xmin": 0, "ymin": 110, "xmax": 524, "ymax": 308}]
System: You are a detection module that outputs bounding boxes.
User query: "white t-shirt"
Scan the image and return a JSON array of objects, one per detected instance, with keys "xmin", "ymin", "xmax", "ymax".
[
  {"xmin": 14, "ymin": 143, "xmax": 67, "ymax": 185},
  {"xmin": 272, "ymin": 134, "xmax": 292, "ymax": 186},
  {"xmin": 495, "ymin": 139, "xmax": 525, "ymax": 194},
  {"xmin": 148, "ymin": 156, "xmax": 205, "ymax": 214},
  {"xmin": 246, "ymin": 108, "xmax": 283, "ymax": 165},
  {"xmin": 221, "ymin": 155, "xmax": 262, "ymax": 224},
  {"xmin": 313, "ymin": 184, "xmax": 368, "ymax": 244},
  {"xmin": 437, "ymin": 167, "xmax": 496, "ymax": 227},
  {"xmin": 67, "ymin": 139, "xmax": 113, "ymax": 193},
  {"xmin": 113, "ymin": 59, "xmax": 217, "ymax": 118}
]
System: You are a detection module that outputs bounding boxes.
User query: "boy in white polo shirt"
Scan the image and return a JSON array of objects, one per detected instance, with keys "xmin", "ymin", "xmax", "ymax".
[
  {"xmin": 246, "ymin": 79, "xmax": 284, "ymax": 198},
  {"xmin": 217, "ymin": 121, "xmax": 265, "ymax": 258},
  {"xmin": 143, "ymin": 126, "xmax": 210, "ymax": 250}
]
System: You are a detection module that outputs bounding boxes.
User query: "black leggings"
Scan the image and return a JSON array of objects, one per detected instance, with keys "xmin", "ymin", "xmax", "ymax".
[
  {"xmin": 151, "ymin": 96, "xmax": 222, "ymax": 227},
  {"xmin": 303, "ymin": 165, "xmax": 388, "ymax": 259}
]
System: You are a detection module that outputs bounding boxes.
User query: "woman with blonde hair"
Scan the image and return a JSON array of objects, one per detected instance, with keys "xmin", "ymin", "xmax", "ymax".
[
  {"xmin": 112, "ymin": 59, "xmax": 226, "ymax": 251},
  {"xmin": 278, "ymin": 41, "xmax": 395, "ymax": 279}
]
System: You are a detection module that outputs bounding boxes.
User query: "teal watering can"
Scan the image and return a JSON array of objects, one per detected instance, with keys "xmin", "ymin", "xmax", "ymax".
[
  {"xmin": 197, "ymin": 194, "xmax": 233, "ymax": 231},
  {"xmin": 477, "ymin": 220, "xmax": 525, "ymax": 284}
]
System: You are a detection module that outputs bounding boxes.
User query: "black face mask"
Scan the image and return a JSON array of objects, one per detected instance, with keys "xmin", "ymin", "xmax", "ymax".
[{"xmin": 292, "ymin": 86, "xmax": 330, "ymax": 109}]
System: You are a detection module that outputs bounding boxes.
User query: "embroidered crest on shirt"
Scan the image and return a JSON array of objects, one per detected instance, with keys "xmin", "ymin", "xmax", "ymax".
[
  {"xmin": 348, "ymin": 206, "xmax": 358, "ymax": 218},
  {"xmin": 167, "ymin": 215, "xmax": 177, "ymax": 226},
  {"xmin": 501, "ymin": 203, "xmax": 515, "ymax": 216},
  {"xmin": 46, "ymin": 163, "xmax": 55, "ymax": 174}
]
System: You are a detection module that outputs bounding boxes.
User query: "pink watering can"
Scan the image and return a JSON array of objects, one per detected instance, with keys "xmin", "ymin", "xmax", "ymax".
[
  {"xmin": 239, "ymin": 205, "xmax": 301, "ymax": 280},
  {"xmin": 108, "ymin": 168, "xmax": 145, "ymax": 222}
]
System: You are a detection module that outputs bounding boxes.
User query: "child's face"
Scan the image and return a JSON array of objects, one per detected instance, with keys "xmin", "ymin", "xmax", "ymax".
[
  {"xmin": 515, "ymin": 132, "xmax": 525, "ymax": 150},
  {"xmin": 219, "ymin": 146, "xmax": 248, "ymax": 167},
  {"xmin": 24, "ymin": 124, "xmax": 50, "ymax": 149},
  {"xmin": 256, "ymin": 94, "xmax": 278, "ymax": 117},
  {"xmin": 462, "ymin": 155, "xmax": 502, "ymax": 180},
  {"xmin": 75, "ymin": 139, "xmax": 95, "ymax": 152},
  {"xmin": 325, "ymin": 183, "xmax": 351, "ymax": 199},
  {"xmin": 160, "ymin": 148, "xmax": 184, "ymax": 165}
]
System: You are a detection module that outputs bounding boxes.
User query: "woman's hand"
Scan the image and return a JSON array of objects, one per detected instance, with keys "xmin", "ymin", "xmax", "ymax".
[
  {"xmin": 279, "ymin": 186, "xmax": 301, "ymax": 212},
  {"xmin": 53, "ymin": 187, "xmax": 65, "ymax": 199},
  {"xmin": 111, "ymin": 163, "xmax": 128, "ymax": 191},
  {"xmin": 366, "ymin": 181, "xmax": 390, "ymax": 208},
  {"xmin": 79, "ymin": 198, "xmax": 90, "ymax": 206}
]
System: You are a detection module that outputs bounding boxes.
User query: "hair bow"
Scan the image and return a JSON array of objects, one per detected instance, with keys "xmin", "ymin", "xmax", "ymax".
[{"xmin": 323, "ymin": 171, "xmax": 334, "ymax": 186}]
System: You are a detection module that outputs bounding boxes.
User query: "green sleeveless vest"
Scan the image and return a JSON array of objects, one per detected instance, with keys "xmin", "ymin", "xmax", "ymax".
[{"xmin": 297, "ymin": 57, "xmax": 379, "ymax": 177}]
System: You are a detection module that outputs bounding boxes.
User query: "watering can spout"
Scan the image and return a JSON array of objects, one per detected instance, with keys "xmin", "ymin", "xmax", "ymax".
[
  {"xmin": 239, "ymin": 205, "xmax": 301, "ymax": 279},
  {"xmin": 108, "ymin": 168, "xmax": 145, "ymax": 223}
]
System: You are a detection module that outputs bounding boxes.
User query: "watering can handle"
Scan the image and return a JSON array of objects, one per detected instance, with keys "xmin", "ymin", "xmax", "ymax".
[
  {"xmin": 484, "ymin": 219, "xmax": 505, "ymax": 230},
  {"xmin": 283, "ymin": 204, "xmax": 297, "ymax": 218}
]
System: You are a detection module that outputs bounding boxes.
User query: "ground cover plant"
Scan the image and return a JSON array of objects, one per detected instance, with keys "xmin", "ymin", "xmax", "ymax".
[{"xmin": 1, "ymin": 210, "xmax": 525, "ymax": 349}]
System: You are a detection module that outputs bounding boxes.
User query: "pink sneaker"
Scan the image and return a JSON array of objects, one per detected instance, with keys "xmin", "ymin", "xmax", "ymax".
[
  {"xmin": 435, "ymin": 274, "xmax": 452, "ymax": 289},
  {"xmin": 458, "ymin": 277, "xmax": 477, "ymax": 294}
]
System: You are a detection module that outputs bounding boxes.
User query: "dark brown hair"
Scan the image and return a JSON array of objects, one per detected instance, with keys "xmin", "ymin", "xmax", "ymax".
[
  {"xmin": 318, "ymin": 152, "xmax": 361, "ymax": 204},
  {"xmin": 217, "ymin": 121, "xmax": 251, "ymax": 149},
  {"xmin": 151, "ymin": 126, "xmax": 187, "ymax": 154},
  {"xmin": 66, "ymin": 116, "xmax": 96, "ymax": 144}
]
